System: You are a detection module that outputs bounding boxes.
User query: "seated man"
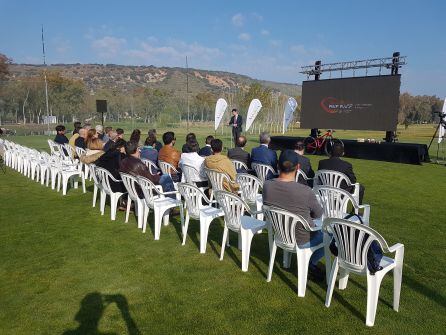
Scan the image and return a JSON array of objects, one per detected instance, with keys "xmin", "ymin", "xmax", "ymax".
[
  {"xmin": 69, "ymin": 123, "xmax": 81, "ymax": 151},
  {"xmin": 179, "ymin": 139, "xmax": 208, "ymax": 187},
  {"xmin": 198, "ymin": 135, "xmax": 214, "ymax": 157},
  {"xmin": 251, "ymin": 131, "xmax": 277, "ymax": 179},
  {"xmin": 228, "ymin": 135, "xmax": 250, "ymax": 172},
  {"xmin": 103, "ymin": 131, "xmax": 117, "ymax": 152},
  {"xmin": 74, "ymin": 128, "xmax": 87, "ymax": 150},
  {"xmin": 54, "ymin": 125, "xmax": 69, "ymax": 144},
  {"xmin": 120, "ymin": 141, "xmax": 175, "ymax": 198},
  {"xmin": 317, "ymin": 142, "xmax": 365, "ymax": 204},
  {"xmin": 204, "ymin": 139, "xmax": 239, "ymax": 193},
  {"xmin": 102, "ymin": 126, "xmax": 113, "ymax": 143},
  {"xmin": 263, "ymin": 150, "xmax": 324, "ymax": 281},
  {"xmin": 158, "ymin": 131, "xmax": 181, "ymax": 182},
  {"xmin": 294, "ymin": 140, "xmax": 314, "ymax": 186}
]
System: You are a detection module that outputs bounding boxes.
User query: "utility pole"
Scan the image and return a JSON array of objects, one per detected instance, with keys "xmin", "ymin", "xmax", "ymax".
[
  {"xmin": 41, "ymin": 25, "xmax": 50, "ymax": 134},
  {"xmin": 186, "ymin": 56, "xmax": 190, "ymax": 132}
]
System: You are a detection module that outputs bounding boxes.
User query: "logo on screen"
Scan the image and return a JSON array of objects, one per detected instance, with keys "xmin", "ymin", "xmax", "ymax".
[{"xmin": 320, "ymin": 97, "xmax": 372, "ymax": 114}]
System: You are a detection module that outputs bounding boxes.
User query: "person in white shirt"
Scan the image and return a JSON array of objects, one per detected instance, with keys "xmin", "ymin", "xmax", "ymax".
[{"xmin": 179, "ymin": 139, "xmax": 208, "ymax": 187}]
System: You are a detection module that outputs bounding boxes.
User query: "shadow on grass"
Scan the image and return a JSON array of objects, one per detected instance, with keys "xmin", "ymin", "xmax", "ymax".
[{"xmin": 63, "ymin": 292, "xmax": 140, "ymax": 335}]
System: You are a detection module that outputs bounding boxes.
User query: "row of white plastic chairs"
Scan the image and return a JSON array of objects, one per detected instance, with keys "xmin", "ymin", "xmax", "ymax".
[{"xmin": 1, "ymin": 138, "xmax": 404, "ymax": 327}]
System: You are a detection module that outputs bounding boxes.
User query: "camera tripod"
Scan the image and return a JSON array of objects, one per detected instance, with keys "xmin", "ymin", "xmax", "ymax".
[{"xmin": 427, "ymin": 113, "xmax": 446, "ymax": 164}]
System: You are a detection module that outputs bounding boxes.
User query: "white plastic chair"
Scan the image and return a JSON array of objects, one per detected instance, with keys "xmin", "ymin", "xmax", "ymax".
[
  {"xmin": 323, "ymin": 218, "xmax": 404, "ymax": 327},
  {"xmin": 89, "ymin": 164, "xmax": 103, "ymax": 208},
  {"xmin": 56, "ymin": 158, "xmax": 86, "ymax": 196},
  {"xmin": 231, "ymin": 159, "xmax": 249, "ymax": 172},
  {"xmin": 204, "ymin": 167, "xmax": 237, "ymax": 192},
  {"xmin": 141, "ymin": 158, "xmax": 159, "ymax": 175},
  {"xmin": 236, "ymin": 173, "xmax": 263, "ymax": 220},
  {"xmin": 159, "ymin": 160, "xmax": 179, "ymax": 177},
  {"xmin": 120, "ymin": 173, "xmax": 145, "ymax": 229},
  {"xmin": 214, "ymin": 190, "xmax": 272, "ymax": 272},
  {"xmin": 251, "ymin": 162, "xmax": 278, "ymax": 183},
  {"xmin": 313, "ymin": 186, "xmax": 370, "ymax": 225},
  {"xmin": 95, "ymin": 167, "xmax": 125, "ymax": 220},
  {"xmin": 295, "ymin": 169, "xmax": 313, "ymax": 185},
  {"xmin": 314, "ymin": 169, "xmax": 361, "ymax": 203},
  {"xmin": 178, "ymin": 183, "xmax": 224, "ymax": 253},
  {"xmin": 137, "ymin": 176, "xmax": 184, "ymax": 240},
  {"xmin": 263, "ymin": 205, "xmax": 326, "ymax": 297},
  {"xmin": 75, "ymin": 147, "xmax": 90, "ymax": 180}
]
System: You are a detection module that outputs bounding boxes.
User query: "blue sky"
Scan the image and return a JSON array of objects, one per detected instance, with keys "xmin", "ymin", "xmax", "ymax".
[{"xmin": 1, "ymin": 0, "xmax": 445, "ymax": 97}]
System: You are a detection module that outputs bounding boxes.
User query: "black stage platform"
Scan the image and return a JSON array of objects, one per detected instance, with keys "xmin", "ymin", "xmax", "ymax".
[{"xmin": 270, "ymin": 136, "xmax": 430, "ymax": 165}]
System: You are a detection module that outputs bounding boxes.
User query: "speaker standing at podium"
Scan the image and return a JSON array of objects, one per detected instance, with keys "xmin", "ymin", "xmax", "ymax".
[{"xmin": 228, "ymin": 108, "xmax": 243, "ymax": 146}]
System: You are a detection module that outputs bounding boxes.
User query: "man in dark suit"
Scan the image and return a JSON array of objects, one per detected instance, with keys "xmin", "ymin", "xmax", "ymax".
[
  {"xmin": 317, "ymin": 142, "xmax": 365, "ymax": 204},
  {"xmin": 294, "ymin": 140, "xmax": 314, "ymax": 186},
  {"xmin": 251, "ymin": 132, "xmax": 277, "ymax": 180},
  {"xmin": 228, "ymin": 108, "xmax": 243, "ymax": 146},
  {"xmin": 228, "ymin": 135, "xmax": 250, "ymax": 172},
  {"xmin": 198, "ymin": 135, "xmax": 214, "ymax": 157}
]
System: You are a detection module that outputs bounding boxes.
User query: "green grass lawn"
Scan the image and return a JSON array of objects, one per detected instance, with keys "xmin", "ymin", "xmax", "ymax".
[{"xmin": 1, "ymin": 127, "xmax": 445, "ymax": 334}]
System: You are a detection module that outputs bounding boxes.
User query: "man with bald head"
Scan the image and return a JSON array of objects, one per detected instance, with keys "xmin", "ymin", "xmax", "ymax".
[{"xmin": 74, "ymin": 128, "xmax": 87, "ymax": 149}]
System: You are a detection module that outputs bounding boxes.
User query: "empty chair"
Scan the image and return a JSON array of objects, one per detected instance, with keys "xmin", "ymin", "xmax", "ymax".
[
  {"xmin": 56, "ymin": 159, "xmax": 86, "ymax": 196},
  {"xmin": 263, "ymin": 205, "xmax": 326, "ymax": 297},
  {"xmin": 251, "ymin": 162, "xmax": 277, "ymax": 183},
  {"xmin": 95, "ymin": 167, "xmax": 125, "ymax": 220},
  {"xmin": 236, "ymin": 173, "xmax": 263, "ymax": 220},
  {"xmin": 120, "ymin": 173, "xmax": 145, "ymax": 229},
  {"xmin": 314, "ymin": 169, "xmax": 361, "ymax": 203},
  {"xmin": 313, "ymin": 186, "xmax": 370, "ymax": 225},
  {"xmin": 214, "ymin": 190, "xmax": 272, "ymax": 272},
  {"xmin": 137, "ymin": 176, "xmax": 184, "ymax": 240},
  {"xmin": 177, "ymin": 183, "xmax": 224, "ymax": 253},
  {"xmin": 323, "ymin": 218, "xmax": 404, "ymax": 327}
]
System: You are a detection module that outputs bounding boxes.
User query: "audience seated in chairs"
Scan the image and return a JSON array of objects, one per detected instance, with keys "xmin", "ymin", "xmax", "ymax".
[
  {"xmin": 198, "ymin": 135, "xmax": 214, "ymax": 157},
  {"xmin": 182, "ymin": 133, "xmax": 199, "ymax": 153},
  {"xmin": 227, "ymin": 135, "xmax": 250, "ymax": 172},
  {"xmin": 103, "ymin": 130, "xmax": 117, "ymax": 152},
  {"xmin": 95, "ymin": 139, "xmax": 127, "ymax": 195},
  {"xmin": 102, "ymin": 126, "xmax": 113, "ymax": 143},
  {"xmin": 294, "ymin": 140, "xmax": 314, "ymax": 186},
  {"xmin": 251, "ymin": 131, "xmax": 277, "ymax": 179},
  {"xmin": 86, "ymin": 128, "xmax": 105, "ymax": 151},
  {"xmin": 95, "ymin": 125, "xmax": 105, "ymax": 142},
  {"xmin": 119, "ymin": 141, "xmax": 175, "ymax": 198},
  {"xmin": 140, "ymin": 134, "xmax": 159, "ymax": 164},
  {"xmin": 179, "ymin": 138, "xmax": 208, "ymax": 187},
  {"xmin": 204, "ymin": 138, "xmax": 239, "ymax": 193},
  {"xmin": 148, "ymin": 129, "xmax": 163, "ymax": 151},
  {"xmin": 318, "ymin": 141, "xmax": 365, "ymax": 204},
  {"xmin": 74, "ymin": 128, "xmax": 87, "ymax": 150},
  {"xmin": 263, "ymin": 149, "xmax": 324, "ymax": 281},
  {"xmin": 54, "ymin": 125, "xmax": 69, "ymax": 145},
  {"xmin": 158, "ymin": 131, "xmax": 181, "ymax": 182}
]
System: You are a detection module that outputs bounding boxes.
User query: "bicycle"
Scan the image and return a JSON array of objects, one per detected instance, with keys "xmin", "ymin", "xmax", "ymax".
[{"xmin": 303, "ymin": 129, "xmax": 344, "ymax": 155}]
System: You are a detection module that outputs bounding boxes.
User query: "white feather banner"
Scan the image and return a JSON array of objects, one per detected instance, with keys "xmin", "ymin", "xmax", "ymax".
[
  {"xmin": 214, "ymin": 98, "xmax": 228, "ymax": 131},
  {"xmin": 282, "ymin": 97, "xmax": 298, "ymax": 134},
  {"xmin": 438, "ymin": 97, "xmax": 446, "ymax": 143},
  {"xmin": 245, "ymin": 98, "xmax": 262, "ymax": 131}
]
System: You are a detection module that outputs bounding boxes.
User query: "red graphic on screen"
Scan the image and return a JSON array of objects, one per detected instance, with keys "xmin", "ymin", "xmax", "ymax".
[{"xmin": 320, "ymin": 97, "xmax": 341, "ymax": 114}]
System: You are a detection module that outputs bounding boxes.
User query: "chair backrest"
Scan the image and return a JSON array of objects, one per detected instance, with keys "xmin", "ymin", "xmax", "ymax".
[
  {"xmin": 89, "ymin": 164, "xmax": 102, "ymax": 187},
  {"xmin": 75, "ymin": 146, "xmax": 86, "ymax": 158},
  {"xmin": 137, "ymin": 176, "xmax": 161, "ymax": 208},
  {"xmin": 120, "ymin": 173, "xmax": 140, "ymax": 201},
  {"xmin": 214, "ymin": 190, "xmax": 250, "ymax": 231},
  {"xmin": 263, "ymin": 205, "xmax": 313, "ymax": 251},
  {"xmin": 204, "ymin": 167, "xmax": 230, "ymax": 191},
  {"xmin": 178, "ymin": 183, "xmax": 209, "ymax": 219},
  {"xmin": 231, "ymin": 159, "xmax": 249, "ymax": 171},
  {"xmin": 63, "ymin": 143, "xmax": 74, "ymax": 158},
  {"xmin": 295, "ymin": 169, "xmax": 311, "ymax": 182},
  {"xmin": 313, "ymin": 186, "xmax": 359, "ymax": 219},
  {"xmin": 141, "ymin": 159, "xmax": 159, "ymax": 175},
  {"xmin": 314, "ymin": 169, "xmax": 352, "ymax": 188},
  {"xmin": 236, "ymin": 173, "xmax": 262, "ymax": 204},
  {"xmin": 95, "ymin": 167, "xmax": 116, "ymax": 194},
  {"xmin": 251, "ymin": 163, "xmax": 275, "ymax": 183},
  {"xmin": 181, "ymin": 163, "xmax": 203, "ymax": 184},
  {"xmin": 47, "ymin": 139, "xmax": 59, "ymax": 155},
  {"xmin": 158, "ymin": 160, "xmax": 178, "ymax": 176},
  {"xmin": 323, "ymin": 218, "xmax": 389, "ymax": 274}
]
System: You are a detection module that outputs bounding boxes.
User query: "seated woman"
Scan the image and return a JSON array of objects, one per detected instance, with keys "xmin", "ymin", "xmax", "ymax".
[
  {"xmin": 140, "ymin": 134, "xmax": 158, "ymax": 164},
  {"xmin": 86, "ymin": 129, "xmax": 104, "ymax": 151},
  {"xmin": 179, "ymin": 139, "xmax": 208, "ymax": 187},
  {"xmin": 129, "ymin": 129, "xmax": 141, "ymax": 146},
  {"xmin": 94, "ymin": 139, "xmax": 127, "ymax": 194}
]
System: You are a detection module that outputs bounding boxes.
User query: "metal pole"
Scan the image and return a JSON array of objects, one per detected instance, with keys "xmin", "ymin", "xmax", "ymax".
[
  {"xmin": 42, "ymin": 25, "xmax": 50, "ymax": 134},
  {"xmin": 186, "ymin": 56, "xmax": 190, "ymax": 132}
]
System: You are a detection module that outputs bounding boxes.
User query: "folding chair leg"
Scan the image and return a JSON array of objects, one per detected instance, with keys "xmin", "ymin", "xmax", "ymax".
[
  {"xmin": 266, "ymin": 242, "xmax": 277, "ymax": 282},
  {"xmin": 220, "ymin": 226, "xmax": 229, "ymax": 260},
  {"xmin": 182, "ymin": 211, "xmax": 190, "ymax": 245},
  {"xmin": 325, "ymin": 258, "xmax": 339, "ymax": 307}
]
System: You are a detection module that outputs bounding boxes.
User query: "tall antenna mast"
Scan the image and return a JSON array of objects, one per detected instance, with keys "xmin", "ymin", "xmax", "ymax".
[
  {"xmin": 41, "ymin": 25, "xmax": 50, "ymax": 134},
  {"xmin": 186, "ymin": 56, "xmax": 190, "ymax": 132}
]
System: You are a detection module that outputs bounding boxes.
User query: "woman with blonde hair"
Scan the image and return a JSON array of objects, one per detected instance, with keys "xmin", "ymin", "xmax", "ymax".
[{"xmin": 86, "ymin": 129, "xmax": 104, "ymax": 150}]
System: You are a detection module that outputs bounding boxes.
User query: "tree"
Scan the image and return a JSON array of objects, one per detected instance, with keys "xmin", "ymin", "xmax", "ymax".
[{"xmin": 0, "ymin": 53, "xmax": 12, "ymax": 81}]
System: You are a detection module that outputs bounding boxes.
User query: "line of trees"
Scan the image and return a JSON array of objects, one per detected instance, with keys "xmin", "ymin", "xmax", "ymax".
[{"xmin": 0, "ymin": 52, "xmax": 443, "ymax": 127}]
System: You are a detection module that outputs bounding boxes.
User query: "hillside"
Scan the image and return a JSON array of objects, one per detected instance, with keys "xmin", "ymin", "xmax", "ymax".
[{"xmin": 8, "ymin": 63, "xmax": 301, "ymax": 97}]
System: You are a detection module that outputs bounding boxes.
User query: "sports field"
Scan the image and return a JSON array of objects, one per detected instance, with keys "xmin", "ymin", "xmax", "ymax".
[{"xmin": 1, "ymin": 124, "xmax": 445, "ymax": 334}]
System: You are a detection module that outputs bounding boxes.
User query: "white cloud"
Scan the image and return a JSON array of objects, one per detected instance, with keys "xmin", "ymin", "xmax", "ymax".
[
  {"xmin": 269, "ymin": 39, "xmax": 282, "ymax": 47},
  {"xmin": 53, "ymin": 37, "xmax": 71, "ymax": 54},
  {"xmin": 238, "ymin": 33, "xmax": 251, "ymax": 41},
  {"xmin": 251, "ymin": 12, "xmax": 263, "ymax": 22},
  {"xmin": 232, "ymin": 13, "xmax": 244, "ymax": 27},
  {"xmin": 261, "ymin": 29, "xmax": 270, "ymax": 36},
  {"xmin": 91, "ymin": 36, "xmax": 127, "ymax": 58}
]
